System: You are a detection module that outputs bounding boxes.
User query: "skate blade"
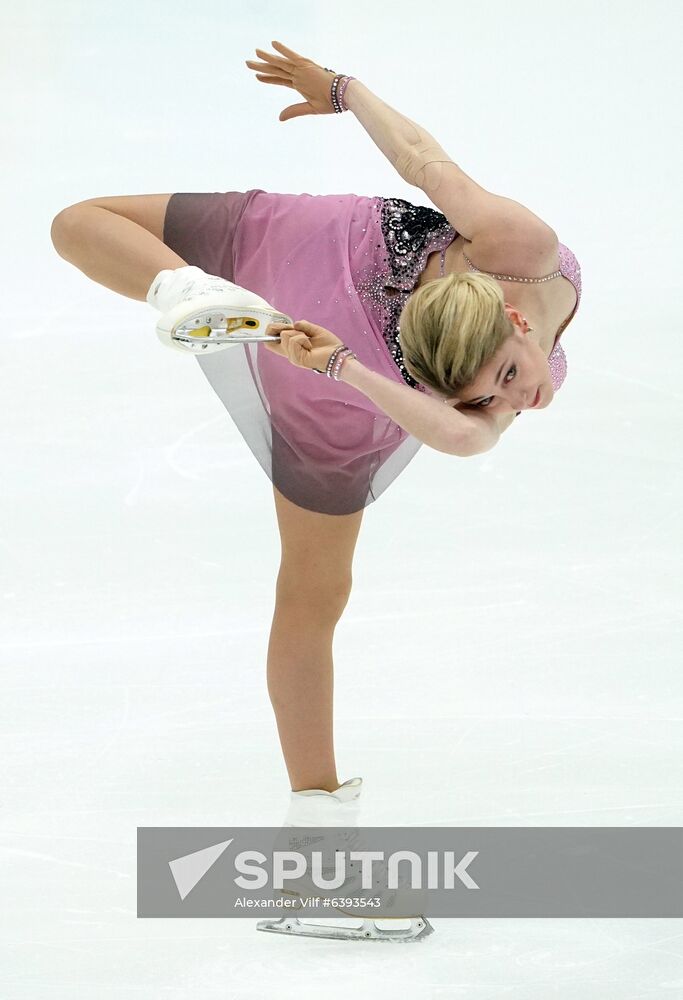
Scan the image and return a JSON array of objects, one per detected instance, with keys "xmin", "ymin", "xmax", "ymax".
[
  {"xmin": 256, "ymin": 915, "xmax": 434, "ymax": 942},
  {"xmin": 157, "ymin": 305, "xmax": 294, "ymax": 354}
]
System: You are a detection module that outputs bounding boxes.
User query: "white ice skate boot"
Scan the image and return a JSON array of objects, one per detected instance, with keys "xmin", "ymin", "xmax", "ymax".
[
  {"xmin": 256, "ymin": 777, "xmax": 434, "ymax": 943},
  {"xmin": 146, "ymin": 265, "xmax": 293, "ymax": 354}
]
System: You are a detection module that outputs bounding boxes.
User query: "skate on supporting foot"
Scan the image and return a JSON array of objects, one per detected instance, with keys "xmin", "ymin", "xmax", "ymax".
[
  {"xmin": 147, "ymin": 265, "xmax": 293, "ymax": 354},
  {"xmin": 256, "ymin": 915, "xmax": 433, "ymax": 942},
  {"xmin": 255, "ymin": 777, "xmax": 434, "ymax": 943}
]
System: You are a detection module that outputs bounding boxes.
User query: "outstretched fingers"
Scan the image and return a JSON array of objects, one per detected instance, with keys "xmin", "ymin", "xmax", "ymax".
[{"xmin": 270, "ymin": 40, "xmax": 306, "ymax": 61}]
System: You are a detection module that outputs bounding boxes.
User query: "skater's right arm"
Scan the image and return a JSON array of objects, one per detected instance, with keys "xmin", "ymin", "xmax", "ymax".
[
  {"xmin": 248, "ymin": 46, "xmax": 553, "ymax": 245},
  {"xmin": 338, "ymin": 80, "xmax": 428, "ymax": 189},
  {"xmin": 343, "ymin": 80, "xmax": 557, "ymax": 247}
]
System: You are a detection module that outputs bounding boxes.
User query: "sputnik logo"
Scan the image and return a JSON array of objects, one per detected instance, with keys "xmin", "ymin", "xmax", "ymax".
[{"xmin": 168, "ymin": 839, "xmax": 234, "ymax": 901}]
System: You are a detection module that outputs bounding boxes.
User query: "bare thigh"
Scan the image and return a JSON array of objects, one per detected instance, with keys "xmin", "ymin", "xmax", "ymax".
[
  {"xmin": 273, "ymin": 486, "xmax": 364, "ymax": 601},
  {"xmin": 66, "ymin": 194, "xmax": 175, "ymax": 242}
]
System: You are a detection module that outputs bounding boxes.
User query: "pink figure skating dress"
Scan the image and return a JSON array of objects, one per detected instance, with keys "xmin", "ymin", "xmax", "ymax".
[{"xmin": 162, "ymin": 190, "xmax": 582, "ymax": 515}]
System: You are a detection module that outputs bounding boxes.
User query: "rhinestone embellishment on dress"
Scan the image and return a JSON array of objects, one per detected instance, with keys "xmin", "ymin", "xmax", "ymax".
[
  {"xmin": 355, "ymin": 197, "xmax": 456, "ymax": 393},
  {"xmin": 355, "ymin": 195, "xmax": 580, "ymax": 398},
  {"xmin": 462, "ymin": 249, "xmax": 562, "ymax": 284}
]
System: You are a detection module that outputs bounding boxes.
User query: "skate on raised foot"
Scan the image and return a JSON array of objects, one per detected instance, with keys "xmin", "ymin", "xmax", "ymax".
[
  {"xmin": 146, "ymin": 265, "xmax": 293, "ymax": 354},
  {"xmin": 255, "ymin": 777, "xmax": 434, "ymax": 944}
]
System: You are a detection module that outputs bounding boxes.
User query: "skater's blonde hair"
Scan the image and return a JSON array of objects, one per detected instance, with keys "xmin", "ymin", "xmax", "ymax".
[{"xmin": 398, "ymin": 272, "xmax": 514, "ymax": 398}]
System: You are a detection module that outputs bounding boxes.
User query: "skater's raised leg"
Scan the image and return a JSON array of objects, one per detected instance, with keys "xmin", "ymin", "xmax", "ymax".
[
  {"xmin": 50, "ymin": 194, "xmax": 293, "ymax": 353},
  {"xmin": 50, "ymin": 194, "xmax": 187, "ymax": 301}
]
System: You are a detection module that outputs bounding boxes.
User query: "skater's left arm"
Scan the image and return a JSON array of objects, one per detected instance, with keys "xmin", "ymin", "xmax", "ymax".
[
  {"xmin": 458, "ymin": 407, "xmax": 517, "ymax": 454},
  {"xmin": 267, "ymin": 320, "xmax": 516, "ymax": 454},
  {"xmin": 339, "ymin": 358, "xmax": 513, "ymax": 457}
]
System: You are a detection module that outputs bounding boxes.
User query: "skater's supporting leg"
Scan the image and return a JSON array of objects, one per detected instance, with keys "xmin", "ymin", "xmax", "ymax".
[
  {"xmin": 268, "ymin": 487, "xmax": 363, "ymax": 793},
  {"xmin": 267, "ymin": 605, "xmax": 342, "ymax": 793},
  {"xmin": 51, "ymin": 201, "xmax": 187, "ymax": 302}
]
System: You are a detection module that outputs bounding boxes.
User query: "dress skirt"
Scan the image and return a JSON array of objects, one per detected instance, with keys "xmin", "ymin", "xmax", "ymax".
[{"xmin": 161, "ymin": 189, "xmax": 445, "ymax": 515}]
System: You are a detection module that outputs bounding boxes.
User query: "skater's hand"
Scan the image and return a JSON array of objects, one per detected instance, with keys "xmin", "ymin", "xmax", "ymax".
[
  {"xmin": 264, "ymin": 320, "xmax": 346, "ymax": 374},
  {"xmin": 245, "ymin": 40, "xmax": 338, "ymax": 121}
]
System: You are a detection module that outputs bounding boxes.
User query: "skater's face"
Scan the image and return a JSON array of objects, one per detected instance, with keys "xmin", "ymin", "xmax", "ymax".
[{"xmin": 448, "ymin": 308, "xmax": 554, "ymax": 413}]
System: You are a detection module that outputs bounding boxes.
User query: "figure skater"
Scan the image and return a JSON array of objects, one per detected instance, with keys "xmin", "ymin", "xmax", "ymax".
[{"xmin": 50, "ymin": 40, "xmax": 582, "ymax": 942}]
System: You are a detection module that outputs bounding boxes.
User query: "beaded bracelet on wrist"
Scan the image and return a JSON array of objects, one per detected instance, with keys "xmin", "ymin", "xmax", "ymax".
[
  {"xmin": 312, "ymin": 345, "xmax": 358, "ymax": 380},
  {"xmin": 323, "ymin": 69, "xmax": 356, "ymax": 113},
  {"xmin": 331, "ymin": 348, "xmax": 356, "ymax": 379}
]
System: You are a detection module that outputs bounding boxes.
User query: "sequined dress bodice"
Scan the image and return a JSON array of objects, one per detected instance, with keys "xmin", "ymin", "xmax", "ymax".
[
  {"xmin": 355, "ymin": 196, "xmax": 582, "ymax": 397},
  {"xmin": 166, "ymin": 188, "xmax": 583, "ymax": 516}
]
